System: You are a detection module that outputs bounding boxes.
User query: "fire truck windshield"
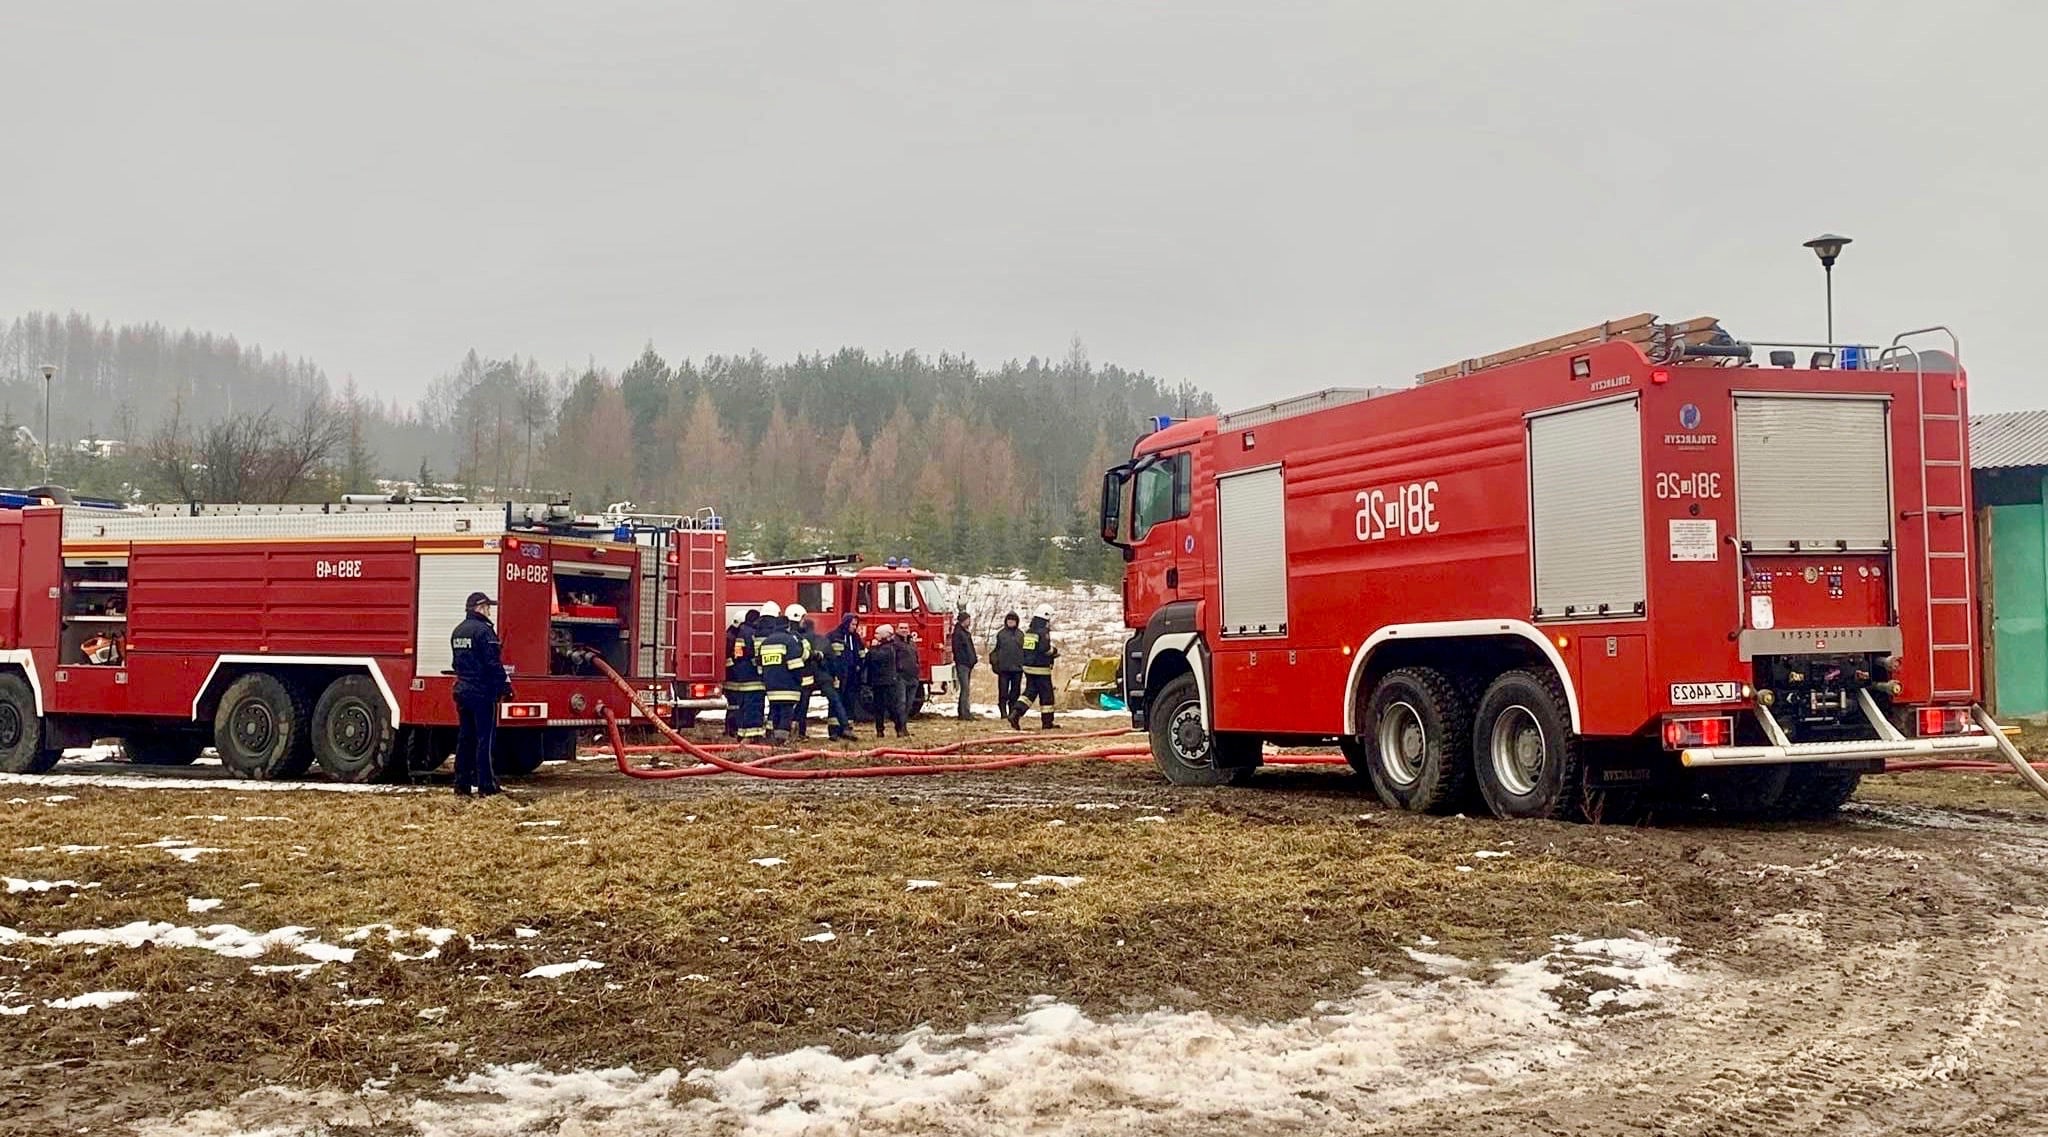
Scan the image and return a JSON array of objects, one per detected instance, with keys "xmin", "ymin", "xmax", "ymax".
[{"xmin": 917, "ymin": 577, "xmax": 952, "ymax": 613}]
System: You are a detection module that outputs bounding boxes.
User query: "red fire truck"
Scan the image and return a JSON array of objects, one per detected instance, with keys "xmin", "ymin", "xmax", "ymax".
[
  {"xmin": 0, "ymin": 499, "xmax": 726, "ymax": 781},
  {"xmin": 1101, "ymin": 317, "xmax": 2006, "ymax": 820},
  {"xmin": 724, "ymin": 555, "xmax": 957, "ymax": 712}
]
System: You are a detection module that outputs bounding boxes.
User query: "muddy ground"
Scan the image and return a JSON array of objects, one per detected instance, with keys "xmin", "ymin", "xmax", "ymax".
[{"xmin": 5, "ymin": 719, "xmax": 2048, "ymax": 1135}]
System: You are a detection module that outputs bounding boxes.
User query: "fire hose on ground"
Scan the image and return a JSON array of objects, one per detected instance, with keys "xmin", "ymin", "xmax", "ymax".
[{"xmin": 583, "ymin": 656, "xmax": 2047, "ymax": 798}]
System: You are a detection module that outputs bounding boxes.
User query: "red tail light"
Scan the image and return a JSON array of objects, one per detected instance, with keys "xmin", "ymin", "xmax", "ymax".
[
  {"xmin": 688, "ymin": 683, "xmax": 717, "ymax": 699},
  {"xmin": 1915, "ymin": 706, "xmax": 1977, "ymax": 737},
  {"xmin": 1650, "ymin": 368, "xmax": 1671, "ymax": 385},
  {"xmin": 1662, "ymin": 715, "xmax": 1733, "ymax": 750},
  {"xmin": 500, "ymin": 702, "xmax": 546, "ymax": 721}
]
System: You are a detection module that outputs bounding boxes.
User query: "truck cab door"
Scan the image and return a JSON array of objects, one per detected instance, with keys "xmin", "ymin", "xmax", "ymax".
[{"xmin": 1126, "ymin": 450, "xmax": 1195, "ymax": 616}]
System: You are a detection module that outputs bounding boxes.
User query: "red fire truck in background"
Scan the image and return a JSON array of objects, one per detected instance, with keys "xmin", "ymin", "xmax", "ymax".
[
  {"xmin": 1101, "ymin": 317, "xmax": 2005, "ymax": 820},
  {"xmin": 0, "ymin": 498, "xmax": 725, "ymax": 781},
  {"xmin": 724, "ymin": 554, "xmax": 957, "ymax": 713}
]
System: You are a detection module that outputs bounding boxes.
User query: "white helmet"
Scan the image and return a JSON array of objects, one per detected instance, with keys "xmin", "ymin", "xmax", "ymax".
[
  {"xmin": 728, "ymin": 612, "xmax": 743, "ymax": 627},
  {"xmin": 759, "ymin": 600, "xmax": 782, "ymax": 619},
  {"xmin": 785, "ymin": 603, "xmax": 808, "ymax": 624},
  {"xmin": 1033, "ymin": 605, "xmax": 1053, "ymax": 621}
]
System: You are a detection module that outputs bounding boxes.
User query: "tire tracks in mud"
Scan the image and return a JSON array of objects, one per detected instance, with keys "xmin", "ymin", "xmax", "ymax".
[{"xmin": 1359, "ymin": 803, "xmax": 2048, "ymax": 1136}]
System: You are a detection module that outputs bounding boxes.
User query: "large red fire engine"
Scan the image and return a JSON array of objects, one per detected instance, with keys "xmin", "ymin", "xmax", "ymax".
[
  {"xmin": 724, "ymin": 555, "xmax": 957, "ymax": 712},
  {"xmin": 0, "ymin": 499, "xmax": 725, "ymax": 781},
  {"xmin": 1101, "ymin": 317, "xmax": 2006, "ymax": 820}
]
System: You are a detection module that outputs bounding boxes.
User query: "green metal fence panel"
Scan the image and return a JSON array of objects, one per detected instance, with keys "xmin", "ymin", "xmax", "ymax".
[{"xmin": 1990, "ymin": 495, "xmax": 2048, "ymax": 717}]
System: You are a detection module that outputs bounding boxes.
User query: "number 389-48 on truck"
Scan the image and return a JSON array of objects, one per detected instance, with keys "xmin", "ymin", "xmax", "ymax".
[{"xmin": 1099, "ymin": 315, "xmax": 2019, "ymax": 822}]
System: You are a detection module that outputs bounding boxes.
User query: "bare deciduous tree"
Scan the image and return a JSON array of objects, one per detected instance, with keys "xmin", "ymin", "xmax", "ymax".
[{"xmin": 147, "ymin": 399, "xmax": 348, "ymax": 503}]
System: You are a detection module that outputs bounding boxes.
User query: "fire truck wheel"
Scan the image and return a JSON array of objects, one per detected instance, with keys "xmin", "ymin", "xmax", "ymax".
[
  {"xmin": 123, "ymin": 732, "xmax": 204, "ymax": 766},
  {"xmin": 312, "ymin": 675, "xmax": 398, "ymax": 783},
  {"xmin": 1361, "ymin": 668, "xmax": 1473, "ymax": 814},
  {"xmin": 1473, "ymin": 669, "xmax": 1584, "ymax": 821},
  {"xmin": 1781, "ymin": 768, "xmax": 1861, "ymax": 819},
  {"xmin": 494, "ymin": 731, "xmax": 545, "ymax": 777},
  {"xmin": 213, "ymin": 672, "xmax": 316, "ymax": 781},
  {"xmin": 1148, "ymin": 674, "xmax": 1256, "ymax": 786},
  {"xmin": 1702, "ymin": 764, "xmax": 1791, "ymax": 820},
  {"xmin": 0, "ymin": 674, "xmax": 57, "ymax": 775}
]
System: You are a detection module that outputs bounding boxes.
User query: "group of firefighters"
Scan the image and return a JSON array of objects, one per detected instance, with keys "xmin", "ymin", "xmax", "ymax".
[{"xmin": 720, "ymin": 604, "xmax": 1061, "ymax": 745}]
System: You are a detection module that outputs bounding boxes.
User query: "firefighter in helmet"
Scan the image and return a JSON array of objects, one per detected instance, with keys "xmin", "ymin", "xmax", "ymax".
[
  {"xmin": 721, "ymin": 610, "xmax": 747, "ymax": 738},
  {"xmin": 727, "ymin": 607, "xmax": 767, "ymax": 743},
  {"xmin": 756, "ymin": 601, "xmax": 806, "ymax": 745},
  {"xmin": 450, "ymin": 591, "xmax": 511, "ymax": 796},
  {"xmin": 1019, "ymin": 605, "xmax": 1060, "ymax": 729}
]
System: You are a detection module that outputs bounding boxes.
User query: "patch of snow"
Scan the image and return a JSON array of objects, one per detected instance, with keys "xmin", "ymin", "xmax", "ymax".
[
  {"xmin": 145, "ymin": 932, "xmax": 1687, "ymax": 1135},
  {"xmin": 45, "ymin": 990, "xmax": 138, "ymax": 1010},
  {"xmin": 340, "ymin": 997, "xmax": 385, "ymax": 1008},
  {"xmin": 249, "ymin": 962, "xmax": 327, "ymax": 977},
  {"xmin": 514, "ymin": 927, "xmax": 541, "ymax": 939},
  {"xmin": 801, "ymin": 930, "xmax": 838, "ymax": 943},
  {"xmin": 1020, "ymin": 875, "xmax": 1084, "ymax": 889},
  {"xmin": 0, "ymin": 1005, "xmax": 28, "ymax": 1016},
  {"xmin": 748, "ymin": 857, "xmax": 786, "ymax": 868},
  {"xmin": 518, "ymin": 820, "xmax": 563, "ymax": 827},
  {"xmin": 239, "ymin": 816, "xmax": 293, "ymax": 823},
  {"xmin": 418, "ymin": 1006, "xmax": 448, "ymax": 1021},
  {"xmin": 41, "ymin": 794, "xmax": 77, "ymax": 803},
  {"xmin": 523, "ymin": 959, "xmax": 604, "ymax": 980},
  {"xmin": 0, "ymin": 772, "xmax": 421, "ymax": 795},
  {"xmin": 905, "ymin": 880, "xmax": 942, "ymax": 891},
  {"xmin": 19, "ymin": 921, "xmax": 358, "ymax": 965},
  {"xmin": 1472, "ymin": 850, "xmax": 1512, "ymax": 859},
  {"xmin": 187, "ymin": 898, "xmax": 223, "ymax": 914},
  {"xmin": 6, "ymin": 878, "xmax": 94, "ymax": 893},
  {"xmin": 1134, "ymin": 815, "xmax": 1167, "ymax": 824}
]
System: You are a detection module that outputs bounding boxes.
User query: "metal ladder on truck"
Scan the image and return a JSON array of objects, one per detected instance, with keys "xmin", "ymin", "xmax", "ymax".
[
  {"xmin": 1878, "ymin": 328, "xmax": 2048, "ymax": 798},
  {"xmin": 1886, "ymin": 328, "xmax": 1976, "ymax": 704}
]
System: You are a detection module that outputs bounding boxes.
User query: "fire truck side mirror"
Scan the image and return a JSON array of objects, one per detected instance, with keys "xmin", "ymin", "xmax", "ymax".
[{"xmin": 1099, "ymin": 465, "xmax": 1131, "ymax": 547}]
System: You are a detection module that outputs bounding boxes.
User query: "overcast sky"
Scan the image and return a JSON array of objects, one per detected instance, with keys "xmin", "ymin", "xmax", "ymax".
[{"xmin": 5, "ymin": 0, "xmax": 2042, "ymax": 412}]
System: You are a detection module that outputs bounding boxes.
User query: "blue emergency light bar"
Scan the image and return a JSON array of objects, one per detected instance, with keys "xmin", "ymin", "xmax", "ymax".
[{"xmin": 1150, "ymin": 415, "xmax": 1175, "ymax": 433}]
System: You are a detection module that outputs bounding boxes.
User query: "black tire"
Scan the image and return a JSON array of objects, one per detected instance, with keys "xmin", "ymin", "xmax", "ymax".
[
  {"xmin": 1360, "ymin": 667, "xmax": 1473, "ymax": 814},
  {"xmin": 1472, "ymin": 669, "xmax": 1584, "ymax": 821},
  {"xmin": 123, "ymin": 732, "xmax": 205, "ymax": 766},
  {"xmin": 494, "ymin": 730, "xmax": 546, "ymax": 777},
  {"xmin": 398, "ymin": 727, "xmax": 450, "ymax": 773},
  {"xmin": 311, "ymin": 675, "xmax": 398, "ymax": 783},
  {"xmin": 212, "ymin": 672, "xmax": 315, "ymax": 780},
  {"xmin": 1779, "ymin": 767, "xmax": 1861, "ymax": 820},
  {"xmin": 1704, "ymin": 764, "xmax": 1792, "ymax": 820},
  {"xmin": 1147, "ymin": 674, "xmax": 1256, "ymax": 786},
  {"xmin": 0, "ymin": 673, "xmax": 57, "ymax": 775},
  {"xmin": 542, "ymin": 727, "xmax": 581, "ymax": 763}
]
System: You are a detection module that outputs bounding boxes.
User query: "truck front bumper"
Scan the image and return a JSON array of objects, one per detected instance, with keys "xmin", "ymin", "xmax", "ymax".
[{"xmin": 1679, "ymin": 691, "xmax": 2001, "ymax": 767}]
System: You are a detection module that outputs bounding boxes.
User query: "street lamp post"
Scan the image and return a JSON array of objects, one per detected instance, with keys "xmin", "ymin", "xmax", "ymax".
[
  {"xmin": 1802, "ymin": 233, "xmax": 1853, "ymax": 343},
  {"xmin": 38, "ymin": 364, "xmax": 55, "ymax": 485}
]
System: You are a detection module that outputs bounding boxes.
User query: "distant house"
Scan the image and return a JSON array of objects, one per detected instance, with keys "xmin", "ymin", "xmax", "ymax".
[
  {"xmin": 1974, "ymin": 410, "xmax": 2048, "ymax": 719},
  {"xmin": 73, "ymin": 438, "xmax": 126, "ymax": 459}
]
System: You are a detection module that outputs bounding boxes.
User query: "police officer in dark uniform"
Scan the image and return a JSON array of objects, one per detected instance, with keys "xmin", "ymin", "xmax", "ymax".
[{"xmin": 451, "ymin": 591, "xmax": 510, "ymax": 796}]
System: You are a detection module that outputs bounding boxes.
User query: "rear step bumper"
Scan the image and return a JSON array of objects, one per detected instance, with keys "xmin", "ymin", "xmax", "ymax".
[{"xmin": 1679, "ymin": 690, "xmax": 2001, "ymax": 768}]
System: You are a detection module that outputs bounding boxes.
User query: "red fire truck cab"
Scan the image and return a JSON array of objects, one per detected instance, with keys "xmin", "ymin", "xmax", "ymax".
[
  {"xmin": 1101, "ymin": 318, "xmax": 2003, "ymax": 820},
  {"xmin": 724, "ymin": 555, "xmax": 957, "ymax": 712},
  {"xmin": 0, "ymin": 499, "xmax": 726, "ymax": 781}
]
